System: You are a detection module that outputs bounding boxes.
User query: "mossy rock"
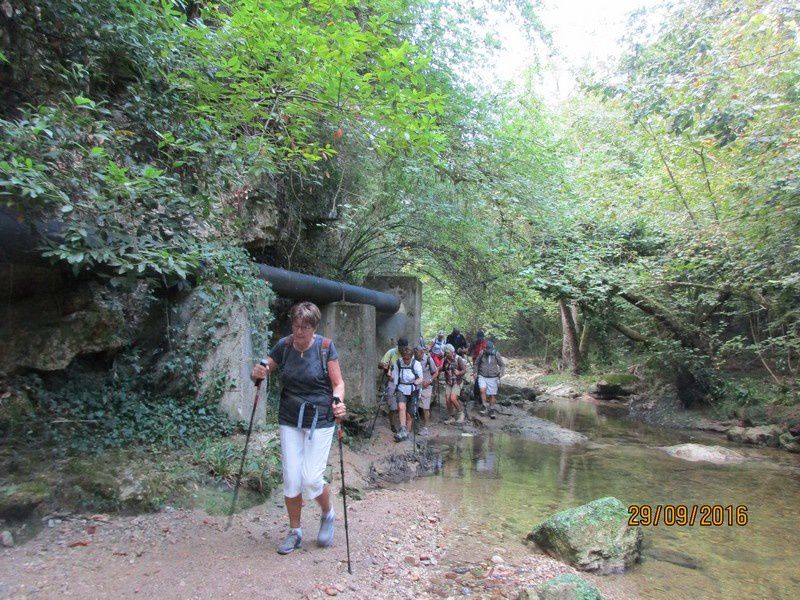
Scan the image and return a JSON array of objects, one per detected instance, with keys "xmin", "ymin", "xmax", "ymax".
[
  {"xmin": 65, "ymin": 458, "xmax": 119, "ymax": 501},
  {"xmin": 0, "ymin": 388, "xmax": 34, "ymax": 426},
  {"xmin": 527, "ymin": 497, "xmax": 643, "ymax": 574},
  {"xmin": 520, "ymin": 574, "xmax": 604, "ymax": 600},
  {"xmin": 64, "ymin": 456, "xmax": 196, "ymax": 512},
  {"xmin": 598, "ymin": 373, "xmax": 638, "ymax": 386},
  {"xmin": 779, "ymin": 432, "xmax": 800, "ymax": 453},
  {"xmin": 0, "ymin": 480, "xmax": 52, "ymax": 519}
]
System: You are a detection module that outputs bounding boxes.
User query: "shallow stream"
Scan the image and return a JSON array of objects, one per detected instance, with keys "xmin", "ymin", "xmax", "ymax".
[{"xmin": 411, "ymin": 398, "xmax": 800, "ymax": 599}]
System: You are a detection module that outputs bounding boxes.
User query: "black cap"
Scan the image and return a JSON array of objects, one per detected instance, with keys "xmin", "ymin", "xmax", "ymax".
[
  {"xmin": 397, "ymin": 337, "xmax": 409, "ymax": 348},
  {"xmin": 476, "ymin": 330, "xmax": 485, "ymax": 339}
]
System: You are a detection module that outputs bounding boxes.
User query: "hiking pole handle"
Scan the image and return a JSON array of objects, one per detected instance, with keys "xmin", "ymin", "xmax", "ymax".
[
  {"xmin": 253, "ymin": 358, "xmax": 269, "ymax": 383},
  {"xmin": 333, "ymin": 395, "xmax": 344, "ymax": 439}
]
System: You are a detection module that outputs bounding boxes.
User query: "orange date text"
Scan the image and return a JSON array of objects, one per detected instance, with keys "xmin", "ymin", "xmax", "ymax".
[{"xmin": 627, "ymin": 504, "xmax": 749, "ymax": 526}]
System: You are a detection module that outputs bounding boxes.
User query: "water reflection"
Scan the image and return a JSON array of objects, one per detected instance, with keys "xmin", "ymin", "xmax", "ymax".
[{"xmin": 415, "ymin": 398, "xmax": 800, "ymax": 600}]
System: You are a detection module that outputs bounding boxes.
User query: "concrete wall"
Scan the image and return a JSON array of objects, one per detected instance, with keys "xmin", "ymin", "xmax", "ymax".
[
  {"xmin": 175, "ymin": 287, "xmax": 268, "ymax": 425},
  {"xmin": 363, "ymin": 275, "xmax": 422, "ymax": 358},
  {"xmin": 318, "ymin": 301, "xmax": 376, "ymax": 409}
]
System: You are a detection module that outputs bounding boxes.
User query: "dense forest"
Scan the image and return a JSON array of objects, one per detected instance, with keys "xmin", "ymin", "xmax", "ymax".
[{"xmin": 1, "ymin": 0, "xmax": 798, "ymax": 446}]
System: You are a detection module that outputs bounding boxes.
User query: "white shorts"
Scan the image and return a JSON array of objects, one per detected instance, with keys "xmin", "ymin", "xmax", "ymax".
[
  {"xmin": 478, "ymin": 376, "xmax": 499, "ymax": 396},
  {"xmin": 279, "ymin": 424, "xmax": 335, "ymax": 500}
]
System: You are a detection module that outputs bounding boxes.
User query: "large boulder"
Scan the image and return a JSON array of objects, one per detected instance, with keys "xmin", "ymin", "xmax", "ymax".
[
  {"xmin": 660, "ymin": 443, "xmax": 745, "ymax": 465},
  {"xmin": 727, "ymin": 425, "xmax": 782, "ymax": 447},
  {"xmin": 0, "ymin": 480, "xmax": 52, "ymax": 519},
  {"xmin": 503, "ymin": 416, "xmax": 587, "ymax": 446},
  {"xmin": 779, "ymin": 432, "xmax": 800, "ymax": 453},
  {"xmin": 499, "ymin": 382, "xmax": 540, "ymax": 403},
  {"xmin": 588, "ymin": 374, "xmax": 638, "ymax": 400},
  {"xmin": 546, "ymin": 384, "xmax": 581, "ymax": 398},
  {"xmin": 0, "ymin": 284, "xmax": 129, "ymax": 375},
  {"xmin": 527, "ymin": 497, "xmax": 643, "ymax": 574},
  {"xmin": 519, "ymin": 574, "xmax": 604, "ymax": 600}
]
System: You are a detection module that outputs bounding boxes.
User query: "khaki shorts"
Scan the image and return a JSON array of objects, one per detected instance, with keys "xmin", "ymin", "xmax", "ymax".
[
  {"xmin": 445, "ymin": 383, "xmax": 463, "ymax": 398},
  {"xmin": 419, "ymin": 384, "xmax": 432, "ymax": 409},
  {"xmin": 394, "ymin": 389, "xmax": 416, "ymax": 411}
]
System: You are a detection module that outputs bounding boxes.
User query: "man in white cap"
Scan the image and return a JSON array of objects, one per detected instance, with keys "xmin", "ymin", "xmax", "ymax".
[{"xmin": 475, "ymin": 341, "xmax": 506, "ymax": 418}]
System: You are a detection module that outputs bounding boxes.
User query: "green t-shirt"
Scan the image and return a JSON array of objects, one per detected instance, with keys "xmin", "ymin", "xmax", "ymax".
[{"xmin": 381, "ymin": 347, "xmax": 401, "ymax": 366}]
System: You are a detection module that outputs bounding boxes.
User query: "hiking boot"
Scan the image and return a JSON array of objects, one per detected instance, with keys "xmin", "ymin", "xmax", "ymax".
[
  {"xmin": 489, "ymin": 407, "xmax": 497, "ymax": 420},
  {"xmin": 277, "ymin": 530, "xmax": 302, "ymax": 555},
  {"xmin": 479, "ymin": 406, "xmax": 487, "ymax": 416},
  {"xmin": 443, "ymin": 417, "xmax": 455, "ymax": 425},
  {"xmin": 394, "ymin": 427, "xmax": 408, "ymax": 442},
  {"xmin": 456, "ymin": 412, "xmax": 465, "ymax": 424},
  {"xmin": 317, "ymin": 510, "xmax": 335, "ymax": 547}
]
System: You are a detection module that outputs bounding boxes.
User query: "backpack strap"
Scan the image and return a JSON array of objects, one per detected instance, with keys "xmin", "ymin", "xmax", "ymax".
[
  {"xmin": 282, "ymin": 335, "xmax": 332, "ymax": 379},
  {"xmin": 281, "ymin": 334, "xmax": 294, "ymax": 367},
  {"xmin": 320, "ymin": 337, "xmax": 332, "ymax": 378}
]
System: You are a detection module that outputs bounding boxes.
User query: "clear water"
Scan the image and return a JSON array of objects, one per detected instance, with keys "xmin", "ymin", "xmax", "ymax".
[{"xmin": 411, "ymin": 398, "xmax": 800, "ymax": 599}]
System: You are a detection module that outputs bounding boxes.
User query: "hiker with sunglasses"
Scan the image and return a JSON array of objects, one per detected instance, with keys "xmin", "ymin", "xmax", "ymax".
[{"xmin": 250, "ymin": 301, "xmax": 346, "ymax": 555}]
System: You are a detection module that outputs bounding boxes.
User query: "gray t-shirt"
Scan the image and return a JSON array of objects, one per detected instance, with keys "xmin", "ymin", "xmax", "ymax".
[{"xmin": 270, "ymin": 335, "xmax": 339, "ymax": 429}]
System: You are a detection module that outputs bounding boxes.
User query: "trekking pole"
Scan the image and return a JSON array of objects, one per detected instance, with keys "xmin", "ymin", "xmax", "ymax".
[
  {"xmin": 333, "ymin": 397, "xmax": 353, "ymax": 574},
  {"xmin": 437, "ymin": 376, "xmax": 444, "ymax": 422},
  {"xmin": 226, "ymin": 359, "xmax": 267, "ymax": 531},
  {"xmin": 411, "ymin": 388, "xmax": 418, "ymax": 455}
]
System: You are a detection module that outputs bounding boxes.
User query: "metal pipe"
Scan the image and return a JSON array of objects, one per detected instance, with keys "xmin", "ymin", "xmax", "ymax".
[
  {"xmin": 0, "ymin": 209, "xmax": 401, "ymax": 313},
  {"xmin": 0, "ymin": 209, "xmax": 64, "ymax": 265},
  {"xmin": 256, "ymin": 265, "xmax": 400, "ymax": 314}
]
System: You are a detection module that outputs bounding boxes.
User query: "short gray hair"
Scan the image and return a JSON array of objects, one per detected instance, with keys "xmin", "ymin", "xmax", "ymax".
[
  {"xmin": 290, "ymin": 301, "xmax": 321, "ymax": 329},
  {"xmin": 444, "ymin": 344, "xmax": 455, "ymax": 353}
]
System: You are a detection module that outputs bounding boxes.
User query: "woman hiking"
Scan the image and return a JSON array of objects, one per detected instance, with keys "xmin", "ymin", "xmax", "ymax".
[{"xmin": 250, "ymin": 301, "xmax": 347, "ymax": 555}]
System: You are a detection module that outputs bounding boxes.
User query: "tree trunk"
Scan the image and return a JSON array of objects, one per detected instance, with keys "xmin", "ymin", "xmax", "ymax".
[
  {"xmin": 619, "ymin": 291, "xmax": 712, "ymax": 355},
  {"xmin": 559, "ymin": 299, "xmax": 582, "ymax": 374},
  {"xmin": 612, "ymin": 322, "xmax": 648, "ymax": 343},
  {"xmin": 579, "ymin": 320, "xmax": 590, "ymax": 357}
]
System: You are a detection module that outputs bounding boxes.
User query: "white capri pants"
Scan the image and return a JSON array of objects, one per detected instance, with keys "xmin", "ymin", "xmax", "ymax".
[{"xmin": 279, "ymin": 424, "xmax": 335, "ymax": 499}]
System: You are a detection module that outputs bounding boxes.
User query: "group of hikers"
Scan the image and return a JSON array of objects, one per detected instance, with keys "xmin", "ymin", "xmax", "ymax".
[
  {"xmin": 248, "ymin": 303, "xmax": 506, "ymax": 556},
  {"xmin": 378, "ymin": 327, "xmax": 506, "ymax": 442}
]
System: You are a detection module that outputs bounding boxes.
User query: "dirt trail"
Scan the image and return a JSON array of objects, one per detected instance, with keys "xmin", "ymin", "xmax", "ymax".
[{"xmin": 0, "ymin": 410, "xmax": 635, "ymax": 599}]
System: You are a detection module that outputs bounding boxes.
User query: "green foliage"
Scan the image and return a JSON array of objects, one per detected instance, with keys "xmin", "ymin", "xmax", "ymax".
[
  {"xmin": 189, "ymin": 434, "xmax": 282, "ymax": 494},
  {"xmin": 5, "ymin": 366, "xmax": 234, "ymax": 455},
  {"xmin": 2, "ymin": 0, "xmax": 797, "ymax": 412}
]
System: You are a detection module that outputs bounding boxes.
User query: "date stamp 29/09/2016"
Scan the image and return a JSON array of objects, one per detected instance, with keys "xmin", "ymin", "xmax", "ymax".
[{"xmin": 628, "ymin": 504, "xmax": 749, "ymax": 527}]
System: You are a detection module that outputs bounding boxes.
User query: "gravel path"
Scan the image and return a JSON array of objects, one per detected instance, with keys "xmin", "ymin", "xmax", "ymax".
[{"xmin": 0, "ymin": 420, "xmax": 636, "ymax": 599}]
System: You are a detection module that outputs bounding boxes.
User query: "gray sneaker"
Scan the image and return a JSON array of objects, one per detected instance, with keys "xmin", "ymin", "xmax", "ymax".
[
  {"xmin": 418, "ymin": 427, "xmax": 429, "ymax": 436},
  {"xmin": 394, "ymin": 426, "xmax": 408, "ymax": 442},
  {"xmin": 317, "ymin": 510, "xmax": 335, "ymax": 547},
  {"xmin": 277, "ymin": 530, "xmax": 302, "ymax": 555}
]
